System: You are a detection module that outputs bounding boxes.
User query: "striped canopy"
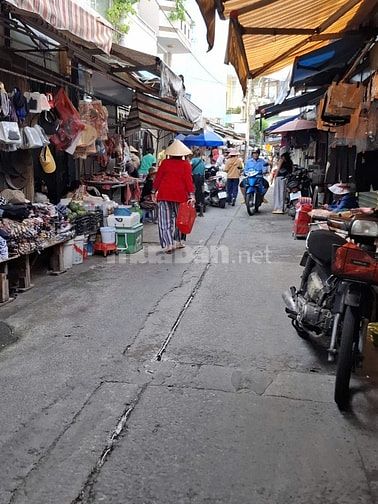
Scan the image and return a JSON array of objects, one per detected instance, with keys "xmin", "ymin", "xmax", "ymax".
[{"xmin": 5, "ymin": 0, "xmax": 114, "ymax": 54}]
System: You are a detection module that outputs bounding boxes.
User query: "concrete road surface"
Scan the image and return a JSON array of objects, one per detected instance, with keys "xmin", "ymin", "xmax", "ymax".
[{"xmin": 0, "ymin": 194, "xmax": 377, "ymax": 504}]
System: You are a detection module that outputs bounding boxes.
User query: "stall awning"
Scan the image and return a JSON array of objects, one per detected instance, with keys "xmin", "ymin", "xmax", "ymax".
[
  {"xmin": 291, "ymin": 34, "xmax": 368, "ymax": 88},
  {"xmin": 196, "ymin": 0, "xmax": 378, "ymax": 92},
  {"xmin": 4, "ymin": 0, "xmax": 114, "ymax": 53},
  {"xmin": 126, "ymin": 92, "xmax": 193, "ymax": 135},
  {"xmin": 265, "ymin": 114, "xmax": 300, "ymax": 133},
  {"xmin": 258, "ymin": 88, "xmax": 325, "ymax": 118}
]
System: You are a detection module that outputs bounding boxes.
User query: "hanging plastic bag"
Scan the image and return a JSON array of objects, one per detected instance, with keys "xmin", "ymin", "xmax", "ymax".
[
  {"xmin": 176, "ymin": 202, "xmax": 196, "ymax": 234},
  {"xmin": 51, "ymin": 117, "xmax": 85, "ymax": 151},
  {"xmin": 50, "ymin": 88, "xmax": 85, "ymax": 150},
  {"xmin": 54, "ymin": 88, "xmax": 81, "ymax": 121}
]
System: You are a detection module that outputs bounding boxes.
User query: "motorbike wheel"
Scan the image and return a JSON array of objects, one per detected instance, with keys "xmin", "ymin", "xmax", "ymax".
[
  {"xmin": 219, "ymin": 199, "xmax": 226, "ymax": 209},
  {"xmin": 246, "ymin": 193, "xmax": 255, "ymax": 216},
  {"xmin": 255, "ymin": 193, "xmax": 263, "ymax": 213},
  {"xmin": 334, "ymin": 306, "xmax": 359, "ymax": 411}
]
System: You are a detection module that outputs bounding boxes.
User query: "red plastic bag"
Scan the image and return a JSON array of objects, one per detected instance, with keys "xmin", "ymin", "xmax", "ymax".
[
  {"xmin": 176, "ymin": 202, "xmax": 196, "ymax": 234},
  {"xmin": 54, "ymin": 88, "xmax": 81, "ymax": 121},
  {"xmin": 50, "ymin": 88, "xmax": 85, "ymax": 151}
]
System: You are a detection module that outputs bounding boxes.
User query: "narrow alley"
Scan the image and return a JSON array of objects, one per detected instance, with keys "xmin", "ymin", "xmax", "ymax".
[{"xmin": 0, "ymin": 197, "xmax": 377, "ymax": 504}]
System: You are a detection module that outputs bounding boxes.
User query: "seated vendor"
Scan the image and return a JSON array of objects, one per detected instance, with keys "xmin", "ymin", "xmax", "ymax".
[{"xmin": 325, "ymin": 183, "xmax": 358, "ymax": 212}]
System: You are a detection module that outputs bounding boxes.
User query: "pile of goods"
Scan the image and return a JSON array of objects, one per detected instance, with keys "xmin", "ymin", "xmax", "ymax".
[
  {"xmin": 67, "ymin": 201, "xmax": 89, "ymax": 222},
  {"xmin": 0, "ymin": 202, "xmax": 73, "ymax": 258}
]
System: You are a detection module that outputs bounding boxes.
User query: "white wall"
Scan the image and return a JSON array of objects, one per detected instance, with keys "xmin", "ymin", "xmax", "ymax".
[{"xmin": 170, "ymin": 0, "xmax": 229, "ymax": 120}]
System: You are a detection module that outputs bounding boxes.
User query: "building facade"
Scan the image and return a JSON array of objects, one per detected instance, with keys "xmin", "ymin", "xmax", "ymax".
[{"xmin": 77, "ymin": 0, "xmax": 192, "ymax": 64}]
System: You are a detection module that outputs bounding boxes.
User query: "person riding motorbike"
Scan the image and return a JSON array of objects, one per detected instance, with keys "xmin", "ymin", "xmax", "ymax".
[{"xmin": 240, "ymin": 148, "xmax": 270, "ymax": 200}]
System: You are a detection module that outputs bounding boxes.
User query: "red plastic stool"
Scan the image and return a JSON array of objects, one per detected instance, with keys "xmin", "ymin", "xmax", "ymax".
[{"xmin": 94, "ymin": 242, "xmax": 117, "ymax": 257}]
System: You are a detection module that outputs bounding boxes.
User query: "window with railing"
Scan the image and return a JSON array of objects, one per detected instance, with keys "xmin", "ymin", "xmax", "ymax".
[{"xmin": 89, "ymin": 0, "xmax": 111, "ymax": 18}]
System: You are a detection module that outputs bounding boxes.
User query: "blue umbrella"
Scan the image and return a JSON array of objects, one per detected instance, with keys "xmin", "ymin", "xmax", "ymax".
[
  {"xmin": 178, "ymin": 130, "xmax": 224, "ymax": 147},
  {"xmin": 175, "ymin": 133, "xmax": 187, "ymax": 142}
]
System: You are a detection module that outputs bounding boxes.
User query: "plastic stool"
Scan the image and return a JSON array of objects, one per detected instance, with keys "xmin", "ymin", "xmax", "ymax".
[{"xmin": 94, "ymin": 242, "xmax": 117, "ymax": 257}]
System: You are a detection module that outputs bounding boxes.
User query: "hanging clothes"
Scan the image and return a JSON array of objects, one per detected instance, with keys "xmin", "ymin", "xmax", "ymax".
[
  {"xmin": 325, "ymin": 146, "xmax": 356, "ymax": 184},
  {"xmin": 355, "ymin": 150, "xmax": 378, "ymax": 192}
]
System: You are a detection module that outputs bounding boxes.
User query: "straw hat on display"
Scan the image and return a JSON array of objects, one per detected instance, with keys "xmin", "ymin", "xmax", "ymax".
[
  {"xmin": 1, "ymin": 189, "xmax": 30, "ymax": 204},
  {"xmin": 165, "ymin": 139, "xmax": 192, "ymax": 157},
  {"xmin": 228, "ymin": 149, "xmax": 239, "ymax": 156},
  {"xmin": 328, "ymin": 183, "xmax": 354, "ymax": 195}
]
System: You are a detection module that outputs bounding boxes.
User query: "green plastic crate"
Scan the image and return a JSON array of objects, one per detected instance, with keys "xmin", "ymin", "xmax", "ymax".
[{"xmin": 116, "ymin": 224, "xmax": 143, "ymax": 254}]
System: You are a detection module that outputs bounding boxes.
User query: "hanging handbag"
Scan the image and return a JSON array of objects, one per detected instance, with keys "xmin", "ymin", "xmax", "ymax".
[
  {"xmin": 38, "ymin": 109, "xmax": 60, "ymax": 135},
  {"xmin": 33, "ymin": 124, "xmax": 50, "ymax": 145},
  {"xmin": 0, "ymin": 121, "xmax": 22, "ymax": 145},
  {"xmin": 46, "ymin": 93, "xmax": 54, "ymax": 108},
  {"xmin": 176, "ymin": 202, "xmax": 196, "ymax": 234},
  {"xmin": 324, "ymin": 82, "xmax": 364, "ymax": 118},
  {"xmin": 39, "ymin": 145, "xmax": 56, "ymax": 173},
  {"xmin": 22, "ymin": 126, "xmax": 43, "ymax": 148}
]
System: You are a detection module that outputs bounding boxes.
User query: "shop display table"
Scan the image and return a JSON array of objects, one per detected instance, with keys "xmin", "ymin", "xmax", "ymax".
[
  {"xmin": 84, "ymin": 177, "xmax": 142, "ymax": 205},
  {"xmin": 0, "ymin": 234, "xmax": 74, "ymax": 306}
]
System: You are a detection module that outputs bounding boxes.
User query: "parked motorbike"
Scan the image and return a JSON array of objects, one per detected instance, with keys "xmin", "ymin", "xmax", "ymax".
[
  {"xmin": 283, "ymin": 213, "xmax": 378, "ymax": 410},
  {"xmin": 204, "ymin": 166, "xmax": 227, "ymax": 209},
  {"xmin": 286, "ymin": 166, "xmax": 312, "ymax": 218},
  {"xmin": 244, "ymin": 170, "xmax": 266, "ymax": 216}
]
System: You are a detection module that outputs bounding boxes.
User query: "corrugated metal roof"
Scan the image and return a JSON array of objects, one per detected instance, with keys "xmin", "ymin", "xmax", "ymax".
[
  {"xmin": 126, "ymin": 92, "xmax": 193, "ymax": 135},
  {"xmin": 196, "ymin": 0, "xmax": 378, "ymax": 92}
]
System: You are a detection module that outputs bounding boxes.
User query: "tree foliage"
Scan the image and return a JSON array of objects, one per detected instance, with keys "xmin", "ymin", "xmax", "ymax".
[
  {"xmin": 107, "ymin": 0, "xmax": 186, "ymax": 36},
  {"xmin": 168, "ymin": 0, "xmax": 186, "ymax": 21},
  {"xmin": 251, "ymin": 118, "xmax": 268, "ymax": 143}
]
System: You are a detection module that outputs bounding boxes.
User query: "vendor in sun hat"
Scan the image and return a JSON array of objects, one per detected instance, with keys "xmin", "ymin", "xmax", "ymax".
[
  {"xmin": 325, "ymin": 183, "xmax": 358, "ymax": 212},
  {"xmin": 223, "ymin": 148, "xmax": 243, "ymax": 206},
  {"xmin": 152, "ymin": 139, "xmax": 195, "ymax": 253}
]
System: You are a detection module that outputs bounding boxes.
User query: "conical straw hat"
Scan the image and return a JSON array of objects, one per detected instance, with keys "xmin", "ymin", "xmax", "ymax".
[{"xmin": 165, "ymin": 139, "xmax": 192, "ymax": 157}]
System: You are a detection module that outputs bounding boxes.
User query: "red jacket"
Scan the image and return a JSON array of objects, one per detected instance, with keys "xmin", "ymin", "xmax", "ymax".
[{"xmin": 153, "ymin": 158, "xmax": 195, "ymax": 203}]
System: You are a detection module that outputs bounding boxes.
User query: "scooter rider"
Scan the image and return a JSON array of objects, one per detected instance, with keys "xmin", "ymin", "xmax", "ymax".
[{"xmin": 240, "ymin": 148, "xmax": 271, "ymax": 200}]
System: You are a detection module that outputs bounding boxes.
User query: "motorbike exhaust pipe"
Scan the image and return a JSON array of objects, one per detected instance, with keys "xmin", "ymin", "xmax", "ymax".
[{"xmin": 282, "ymin": 288, "xmax": 297, "ymax": 314}]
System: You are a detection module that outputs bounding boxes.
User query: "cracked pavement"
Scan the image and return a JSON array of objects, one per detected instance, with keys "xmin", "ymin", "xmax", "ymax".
[{"xmin": 0, "ymin": 195, "xmax": 377, "ymax": 504}]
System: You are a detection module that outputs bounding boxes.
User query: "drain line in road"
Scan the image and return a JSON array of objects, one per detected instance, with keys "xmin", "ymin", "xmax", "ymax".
[
  {"xmin": 155, "ymin": 262, "xmax": 211, "ymax": 361},
  {"xmin": 72, "ymin": 384, "xmax": 147, "ymax": 503},
  {"xmin": 154, "ymin": 213, "xmax": 235, "ymax": 362}
]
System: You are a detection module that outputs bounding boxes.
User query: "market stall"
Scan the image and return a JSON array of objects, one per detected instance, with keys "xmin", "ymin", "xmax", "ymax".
[{"xmin": 0, "ymin": 0, "xmax": 203, "ymax": 305}]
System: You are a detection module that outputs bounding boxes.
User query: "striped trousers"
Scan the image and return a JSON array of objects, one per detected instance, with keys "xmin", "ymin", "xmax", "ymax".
[{"xmin": 158, "ymin": 201, "xmax": 185, "ymax": 248}]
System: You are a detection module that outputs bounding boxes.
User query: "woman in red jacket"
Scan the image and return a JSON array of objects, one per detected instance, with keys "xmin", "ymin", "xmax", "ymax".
[{"xmin": 152, "ymin": 140, "xmax": 195, "ymax": 253}]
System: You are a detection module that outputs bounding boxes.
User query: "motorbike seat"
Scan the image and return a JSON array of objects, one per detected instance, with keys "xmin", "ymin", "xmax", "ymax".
[{"xmin": 307, "ymin": 229, "xmax": 347, "ymax": 265}]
